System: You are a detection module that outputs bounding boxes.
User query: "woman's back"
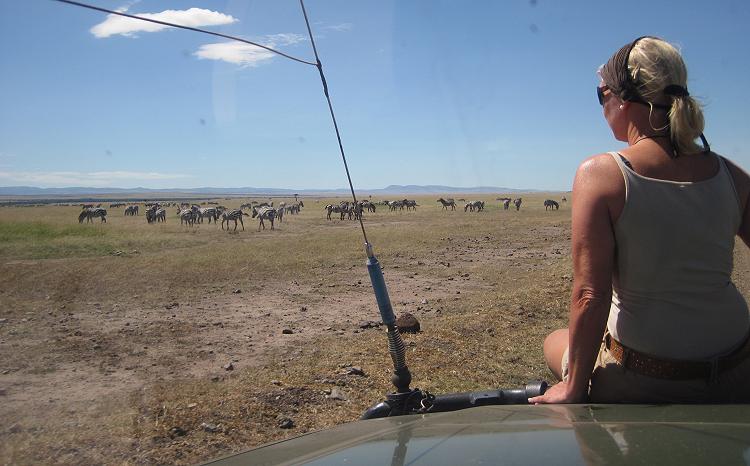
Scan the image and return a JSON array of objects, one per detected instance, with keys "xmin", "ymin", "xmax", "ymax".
[{"xmin": 608, "ymin": 151, "xmax": 750, "ymax": 359}]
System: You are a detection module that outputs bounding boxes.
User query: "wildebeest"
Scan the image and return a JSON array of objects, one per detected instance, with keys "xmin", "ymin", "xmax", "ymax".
[
  {"xmin": 513, "ymin": 198, "xmax": 522, "ymax": 211},
  {"xmin": 544, "ymin": 199, "xmax": 560, "ymax": 211}
]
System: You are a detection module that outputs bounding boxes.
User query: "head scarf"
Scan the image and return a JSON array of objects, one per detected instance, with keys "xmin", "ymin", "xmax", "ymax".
[
  {"xmin": 600, "ymin": 36, "xmax": 710, "ymax": 156},
  {"xmin": 599, "ymin": 36, "xmax": 657, "ymax": 103}
]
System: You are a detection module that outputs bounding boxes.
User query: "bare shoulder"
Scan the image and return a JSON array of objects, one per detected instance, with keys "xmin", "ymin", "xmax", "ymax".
[
  {"xmin": 721, "ymin": 155, "xmax": 750, "ymax": 188},
  {"xmin": 574, "ymin": 153, "xmax": 624, "ymax": 196},
  {"xmin": 576, "ymin": 152, "xmax": 619, "ymax": 172},
  {"xmin": 719, "ymin": 154, "xmax": 750, "ymax": 211}
]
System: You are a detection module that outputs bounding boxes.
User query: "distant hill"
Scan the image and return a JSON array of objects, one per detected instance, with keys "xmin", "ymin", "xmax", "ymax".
[{"xmin": 0, "ymin": 184, "xmax": 539, "ymax": 197}]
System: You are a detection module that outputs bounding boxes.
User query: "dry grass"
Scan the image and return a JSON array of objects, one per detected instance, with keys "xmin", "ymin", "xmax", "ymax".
[{"xmin": 1, "ymin": 193, "xmax": 749, "ymax": 465}]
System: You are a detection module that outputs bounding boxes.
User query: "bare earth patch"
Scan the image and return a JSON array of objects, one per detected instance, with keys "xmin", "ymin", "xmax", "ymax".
[{"xmin": 1, "ymin": 195, "xmax": 748, "ymax": 465}]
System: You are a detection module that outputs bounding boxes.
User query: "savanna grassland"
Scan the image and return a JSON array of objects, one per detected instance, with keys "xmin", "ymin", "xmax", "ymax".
[{"xmin": 2, "ymin": 194, "xmax": 750, "ymax": 465}]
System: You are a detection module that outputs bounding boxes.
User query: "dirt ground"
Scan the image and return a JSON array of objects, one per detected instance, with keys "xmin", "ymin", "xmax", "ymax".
[{"xmin": 2, "ymin": 195, "xmax": 749, "ymax": 465}]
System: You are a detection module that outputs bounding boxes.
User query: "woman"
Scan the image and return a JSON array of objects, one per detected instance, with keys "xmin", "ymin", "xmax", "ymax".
[{"xmin": 530, "ymin": 36, "xmax": 750, "ymax": 404}]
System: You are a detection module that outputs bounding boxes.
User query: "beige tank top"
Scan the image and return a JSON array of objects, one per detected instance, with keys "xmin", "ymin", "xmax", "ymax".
[{"xmin": 608, "ymin": 152, "xmax": 750, "ymax": 359}]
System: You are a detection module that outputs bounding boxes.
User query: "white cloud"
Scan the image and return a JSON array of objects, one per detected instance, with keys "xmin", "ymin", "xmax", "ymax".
[
  {"xmin": 115, "ymin": 0, "xmax": 141, "ymax": 14},
  {"xmin": 195, "ymin": 42, "xmax": 275, "ymax": 67},
  {"xmin": 195, "ymin": 33, "xmax": 306, "ymax": 67},
  {"xmin": 324, "ymin": 23, "xmax": 353, "ymax": 32},
  {"xmin": 0, "ymin": 170, "xmax": 192, "ymax": 188},
  {"xmin": 91, "ymin": 8, "xmax": 237, "ymax": 38}
]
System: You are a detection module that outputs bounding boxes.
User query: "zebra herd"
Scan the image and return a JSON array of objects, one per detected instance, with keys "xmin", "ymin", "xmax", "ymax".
[
  {"xmin": 75, "ymin": 195, "xmax": 565, "ymax": 230},
  {"xmin": 324, "ymin": 200, "xmax": 378, "ymax": 221},
  {"xmin": 437, "ymin": 197, "xmax": 523, "ymax": 212},
  {"xmin": 78, "ymin": 200, "xmax": 306, "ymax": 232},
  {"xmin": 324, "ymin": 196, "xmax": 534, "ymax": 220}
]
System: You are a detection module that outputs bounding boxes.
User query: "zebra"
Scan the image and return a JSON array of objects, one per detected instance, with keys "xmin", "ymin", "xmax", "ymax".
[
  {"xmin": 146, "ymin": 207, "xmax": 155, "ymax": 223},
  {"xmin": 276, "ymin": 205, "xmax": 285, "ymax": 223},
  {"xmin": 361, "ymin": 200, "xmax": 375, "ymax": 213},
  {"xmin": 221, "ymin": 209, "xmax": 249, "ymax": 231},
  {"xmin": 124, "ymin": 205, "xmax": 139, "ymax": 216},
  {"xmin": 198, "ymin": 207, "xmax": 219, "ymax": 224},
  {"xmin": 325, "ymin": 204, "xmax": 342, "ymax": 220},
  {"xmin": 285, "ymin": 203, "xmax": 301, "ymax": 214},
  {"xmin": 353, "ymin": 202, "xmax": 365, "ymax": 220},
  {"xmin": 464, "ymin": 200, "xmax": 484, "ymax": 212},
  {"xmin": 497, "ymin": 197, "xmax": 512, "ymax": 210},
  {"xmin": 78, "ymin": 207, "xmax": 107, "ymax": 223},
  {"xmin": 513, "ymin": 198, "xmax": 522, "ymax": 211},
  {"xmin": 403, "ymin": 199, "xmax": 418, "ymax": 211},
  {"xmin": 252, "ymin": 206, "xmax": 276, "ymax": 231},
  {"xmin": 339, "ymin": 201, "xmax": 353, "ymax": 220},
  {"xmin": 179, "ymin": 209, "xmax": 197, "ymax": 226},
  {"xmin": 145, "ymin": 205, "xmax": 166, "ymax": 223},
  {"xmin": 437, "ymin": 198, "xmax": 456, "ymax": 210},
  {"xmin": 544, "ymin": 199, "xmax": 560, "ymax": 211}
]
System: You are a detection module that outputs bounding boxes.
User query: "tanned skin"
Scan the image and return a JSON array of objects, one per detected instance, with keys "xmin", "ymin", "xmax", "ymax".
[{"xmin": 529, "ymin": 86, "xmax": 750, "ymax": 404}]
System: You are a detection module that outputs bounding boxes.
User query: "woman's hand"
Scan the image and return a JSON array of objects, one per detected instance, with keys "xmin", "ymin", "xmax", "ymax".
[{"xmin": 528, "ymin": 381, "xmax": 588, "ymax": 404}]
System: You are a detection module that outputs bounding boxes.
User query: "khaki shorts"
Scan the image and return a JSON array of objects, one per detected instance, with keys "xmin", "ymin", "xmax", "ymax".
[{"xmin": 561, "ymin": 341, "xmax": 750, "ymax": 403}]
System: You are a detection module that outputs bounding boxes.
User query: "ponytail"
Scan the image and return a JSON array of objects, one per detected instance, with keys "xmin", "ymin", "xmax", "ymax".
[
  {"xmin": 628, "ymin": 38, "xmax": 708, "ymax": 155},
  {"xmin": 668, "ymin": 95, "xmax": 705, "ymax": 155}
]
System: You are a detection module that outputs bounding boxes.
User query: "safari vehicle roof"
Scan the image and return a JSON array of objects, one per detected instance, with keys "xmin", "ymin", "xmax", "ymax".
[{"xmin": 204, "ymin": 404, "xmax": 750, "ymax": 465}]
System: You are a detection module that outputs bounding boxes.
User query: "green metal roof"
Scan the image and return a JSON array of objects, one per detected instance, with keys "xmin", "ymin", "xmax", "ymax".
[{"xmin": 204, "ymin": 404, "xmax": 750, "ymax": 465}]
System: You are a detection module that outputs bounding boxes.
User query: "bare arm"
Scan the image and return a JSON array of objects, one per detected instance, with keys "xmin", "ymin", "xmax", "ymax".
[
  {"xmin": 723, "ymin": 157, "xmax": 750, "ymax": 247},
  {"xmin": 531, "ymin": 154, "xmax": 620, "ymax": 403}
]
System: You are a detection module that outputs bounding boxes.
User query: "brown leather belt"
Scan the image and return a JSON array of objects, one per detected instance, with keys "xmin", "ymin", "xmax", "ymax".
[{"xmin": 604, "ymin": 333, "xmax": 750, "ymax": 381}]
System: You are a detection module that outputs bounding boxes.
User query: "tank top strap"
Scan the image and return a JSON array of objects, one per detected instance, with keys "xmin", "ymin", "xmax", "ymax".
[{"xmin": 609, "ymin": 151, "xmax": 634, "ymax": 194}]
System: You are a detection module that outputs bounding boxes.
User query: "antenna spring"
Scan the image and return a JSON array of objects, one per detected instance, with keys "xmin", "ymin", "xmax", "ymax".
[{"xmin": 386, "ymin": 325, "xmax": 408, "ymax": 371}]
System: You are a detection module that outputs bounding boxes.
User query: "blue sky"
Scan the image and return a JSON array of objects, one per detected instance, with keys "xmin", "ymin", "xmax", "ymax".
[{"xmin": 1, "ymin": 0, "xmax": 749, "ymax": 191}]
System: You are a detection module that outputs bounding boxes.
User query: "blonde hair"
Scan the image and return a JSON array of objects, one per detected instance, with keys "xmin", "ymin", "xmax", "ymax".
[{"xmin": 628, "ymin": 38, "xmax": 706, "ymax": 154}]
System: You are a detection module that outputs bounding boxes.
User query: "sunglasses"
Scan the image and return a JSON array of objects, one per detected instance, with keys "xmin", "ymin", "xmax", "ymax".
[{"xmin": 597, "ymin": 86, "xmax": 611, "ymax": 105}]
